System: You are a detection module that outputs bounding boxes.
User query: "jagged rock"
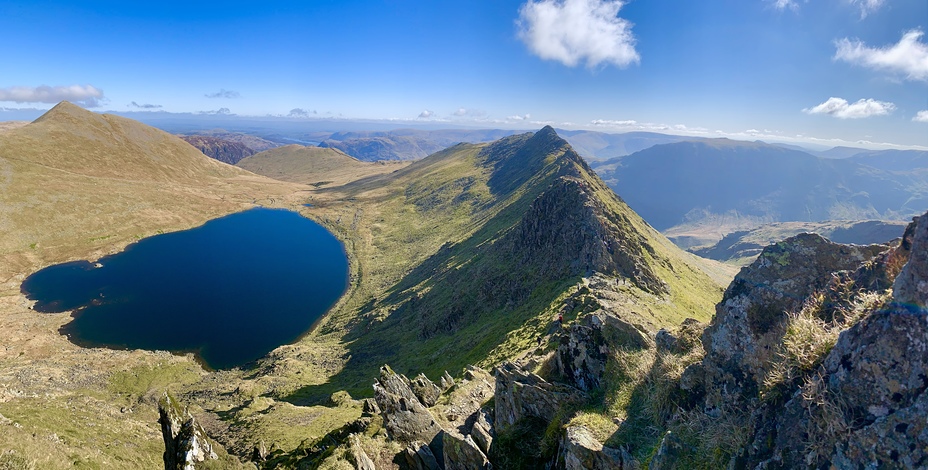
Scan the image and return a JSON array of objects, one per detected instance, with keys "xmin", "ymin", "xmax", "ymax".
[
  {"xmin": 440, "ymin": 371, "xmax": 455, "ymax": 390},
  {"xmin": 557, "ymin": 425, "xmax": 638, "ymax": 469},
  {"xmin": 410, "ymin": 373, "xmax": 442, "ymax": 407},
  {"xmin": 443, "ymin": 431, "xmax": 492, "ymax": 470},
  {"xmin": 362, "ymin": 398, "xmax": 380, "ymax": 415},
  {"xmin": 403, "ymin": 440, "xmax": 442, "ymax": 470},
  {"xmin": 158, "ymin": 393, "xmax": 218, "ymax": 470},
  {"xmin": 648, "ymin": 431, "xmax": 685, "ymax": 470},
  {"xmin": 556, "ymin": 310, "xmax": 652, "ymax": 391},
  {"xmin": 251, "ymin": 440, "xmax": 268, "ymax": 462},
  {"xmin": 374, "ymin": 365, "xmax": 443, "ymax": 445},
  {"xmin": 471, "ymin": 412, "xmax": 494, "ymax": 456},
  {"xmin": 893, "ymin": 214, "xmax": 927, "ymax": 307},
  {"xmin": 348, "ymin": 434, "xmax": 376, "ymax": 470},
  {"xmin": 744, "ymin": 212, "xmax": 928, "ymax": 468},
  {"xmin": 464, "ymin": 365, "xmax": 488, "ymax": 381},
  {"xmin": 495, "ymin": 361, "xmax": 581, "ymax": 431},
  {"xmin": 700, "ymin": 233, "xmax": 886, "ymax": 406}
]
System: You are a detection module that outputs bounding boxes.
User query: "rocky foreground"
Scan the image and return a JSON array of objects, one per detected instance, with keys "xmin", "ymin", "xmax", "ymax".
[{"xmin": 163, "ymin": 210, "xmax": 928, "ymax": 469}]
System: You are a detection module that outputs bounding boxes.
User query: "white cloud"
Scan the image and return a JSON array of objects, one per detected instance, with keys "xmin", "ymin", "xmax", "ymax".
[
  {"xmin": 198, "ymin": 108, "xmax": 232, "ymax": 115},
  {"xmin": 288, "ymin": 108, "xmax": 315, "ymax": 118},
  {"xmin": 849, "ymin": 0, "xmax": 885, "ymax": 18},
  {"xmin": 835, "ymin": 30, "xmax": 928, "ymax": 81},
  {"xmin": 205, "ymin": 89, "xmax": 241, "ymax": 99},
  {"xmin": 418, "ymin": 110, "xmax": 434, "ymax": 118},
  {"xmin": 803, "ymin": 97, "xmax": 896, "ymax": 118},
  {"xmin": 914, "ymin": 110, "xmax": 928, "ymax": 122},
  {"xmin": 0, "ymin": 85, "xmax": 105, "ymax": 107},
  {"xmin": 517, "ymin": 0, "xmax": 639, "ymax": 68},
  {"xmin": 591, "ymin": 119, "xmax": 637, "ymax": 126},
  {"xmin": 507, "ymin": 114, "xmax": 532, "ymax": 121}
]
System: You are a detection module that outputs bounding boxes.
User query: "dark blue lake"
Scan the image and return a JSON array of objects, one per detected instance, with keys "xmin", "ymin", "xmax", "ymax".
[{"xmin": 21, "ymin": 208, "xmax": 348, "ymax": 370}]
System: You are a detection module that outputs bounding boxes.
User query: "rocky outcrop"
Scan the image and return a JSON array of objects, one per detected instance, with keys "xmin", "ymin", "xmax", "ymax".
[
  {"xmin": 443, "ymin": 431, "xmax": 492, "ymax": 470},
  {"xmin": 752, "ymin": 214, "xmax": 928, "ymax": 468},
  {"xmin": 557, "ymin": 425, "xmax": 638, "ymax": 470},
  {"xmin": 698, "ymin": 233, "xmax": 887, "ymax": 406},
  {"xmin": 348, "ymin": 435, "xmax": 376, "ymax": 470},
  {"xmin": 180, "ymin": 135, "xmax": 256, "ymax": 165},
  {"xmin": 373, "ymin": 366, "xmax": 443, "ymax": 445},
  {"xmin": 495, "ymin": 362, "xmax": 581, "ymax": 431},
  {"xmin": 410, "ymin": 373, "xmax": 442, "ymax": 407},
  {"xmin": 158, "ymin": 393, "xmax": 218, "ymax": 470},
  {"xmin": 403, "ymin": 441, "xmax": 442, "ymax": 470},
  {"xmin": 556, "ymin": 310, "xmax": 652, "ymax": 391}
]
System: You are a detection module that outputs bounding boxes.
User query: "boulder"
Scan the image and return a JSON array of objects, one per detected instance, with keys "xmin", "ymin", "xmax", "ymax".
[
  {"xmin": 495, "ymin": 362, "xmax": 581, "ymax": 431},
  {"xmin": 373, "ymin": 365, "xmax": 443, "ymax": 445},
  {"xmin": 471, "ymin": 413, "xmax": 494, "ymax": 456},
  {"xmin": 158, "ymin": 393, "xmax": 218, "ymax": 470},
  {"xmin": 557, "ymin": 425, "xmax": 638, "ymax": 469},
  {"xmin": 648, "ymin": 431, "xmax": 685, "ymax": 470},
  {"xmin": 440, "ymin": 371, "xmax": 455, "ymax": 391},
  {"xmin": 443, "ymin": 431, "xmax": 492, "ymax": 470}
]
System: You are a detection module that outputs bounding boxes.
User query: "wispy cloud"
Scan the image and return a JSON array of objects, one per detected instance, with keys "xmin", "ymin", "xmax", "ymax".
[
  {"xmin": 507, "ymin": 114, "xmax": 532, "ymax": 121},
  {"xmin": 197, "ymin": 108, "xmax": 232, "ymax": 115},
  {"xmin": 517, "ymin": 0, "xmax": 639, "ymax": 68},
  {"xmin": 849, "ymin": 0, "xmax": 885, "ymax": 18},
  {"xmin": 914, "ymin": 110, "xmax": 928, "ymax": 123},
  {"xmin": 591, "ymin": 119, "xmax": 638, "ymax": 126},
  {"xmin": 205, "ymin": 89, "xmax": 241, "ymax": 99},
  {"xmin": 0, "ymin": 85, "xmax": 105, "ymax": 107},
  {"xmin": 418, "ymin": 110, "xmax": 434, "ymax": 118},
  {"xmin": 770, "ymin": 0, "xmax": 798, "ymax": 12},
  {"xmin": 288, "ymin": 108, "xmax": 315, "ymax": 118},
  {"xmin": 128, "ymin": 101, "xmax": 162, "ymax": 109},
  {"xmin": 834, "ymin": 30, "xmax": 928, "ymax": 82},
  {"xmin": 803, "ymin": 97, "xmax": 895, "ymax": 118}
]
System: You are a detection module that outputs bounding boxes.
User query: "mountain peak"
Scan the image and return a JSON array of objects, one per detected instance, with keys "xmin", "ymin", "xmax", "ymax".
[{"xmin": 33, "ymin": 100, "xmax": 95, "ymax": 124}]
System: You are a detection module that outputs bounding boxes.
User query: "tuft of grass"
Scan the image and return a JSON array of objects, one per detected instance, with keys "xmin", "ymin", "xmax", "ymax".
[{"xmin": 0, "ymin": 452, "xmax": 35, "ymax": 470}]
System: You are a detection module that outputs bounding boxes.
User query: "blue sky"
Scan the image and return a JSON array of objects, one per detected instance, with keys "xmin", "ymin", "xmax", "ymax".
[{"xmin": 1, "ymin": 0, "xmax": 926, "ymax": 148}]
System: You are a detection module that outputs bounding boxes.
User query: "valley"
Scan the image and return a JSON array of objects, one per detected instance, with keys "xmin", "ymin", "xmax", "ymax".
[{"xmin": 0, "ymin": 103, "xmax": 925, "ymax": 469}]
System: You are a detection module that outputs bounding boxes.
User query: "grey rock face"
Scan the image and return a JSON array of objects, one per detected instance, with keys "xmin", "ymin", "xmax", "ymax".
[
  {"xmin": 158, "ymin": 393, "xmax": 218, "ymax": 470},
  {"xmin": 373, "ymin": 365, "xmax": 443, "ymax": 445},
  {"xmin": 348, "ymin": 434, "xmax": 376, "ymax": 470},
  {"xmin": 894, "ymin": 214, "xmax": 928, "ymax": 308},
  {"xmin": 700, "ymin": 233, "xmax": 886, "ymax": 406},
  {"xmin": 495, "ymin": 362, "xmax": 581, "ymax": 431},
  {"xmin": 556, "ymin": 310, "xmax": 652, "ymax": 391},
  {"xmin": 443, "ymin": 431, "xmax": 492, "ymax": 470},
  {"xmin": 557, "ymin": 425, "xmax": 638, "ymax": 470}
]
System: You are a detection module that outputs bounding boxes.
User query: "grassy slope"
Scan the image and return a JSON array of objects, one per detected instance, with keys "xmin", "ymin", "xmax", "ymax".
[{"xmin": 235, "ymin": 144, "xmax": 409, "ymax": 187}]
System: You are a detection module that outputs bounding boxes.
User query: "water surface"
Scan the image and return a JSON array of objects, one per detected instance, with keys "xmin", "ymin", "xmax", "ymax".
[{"xmin": 22, "ymin": 208, "xmax": 348, "ymax": 369}]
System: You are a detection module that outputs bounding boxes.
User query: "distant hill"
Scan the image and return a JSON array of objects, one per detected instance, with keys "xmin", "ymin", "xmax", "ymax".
[
  {"xmin": 847, "ymin": 149, "xmax": 928, "ymax": 172},
  {"xmin": 556, "ymin": 129, "xmax": 697, "ymax": 161},
  {"xmin": 318, "ymin": 129, "xmax": 520, "ymax": 161},
  {"xmin": 815, "ymin": 145, "xmax": 869, "ymax": 159},
  {"xmin": 691, "ymin": 220, "xmax": 909, "ymax": 265},
  {"xmin": 236, "ymin": 144, "xmax": 408, "ymax": 186},
  {"xmin": 180, "ymin": 135, "xmax": 256, "ymax": 164},
  {"xmin": 591, "ymin": 139, "xmax": 928, "ymax": 234}
]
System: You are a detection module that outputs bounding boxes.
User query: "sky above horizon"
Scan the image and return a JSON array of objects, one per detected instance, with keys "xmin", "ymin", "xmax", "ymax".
[{"xmin": 1, "ymin": 0, "xmax": 926, "ymax": 149}]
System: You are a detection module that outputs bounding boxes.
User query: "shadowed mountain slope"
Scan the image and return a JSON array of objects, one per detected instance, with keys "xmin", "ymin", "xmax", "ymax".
[
  {"xmin": 180, "ymin": 135, "xmax": 256, "ymax": 165},
  {"xmin": 592, "ymin": 139, "xmax": 928, "ymax": 232}
]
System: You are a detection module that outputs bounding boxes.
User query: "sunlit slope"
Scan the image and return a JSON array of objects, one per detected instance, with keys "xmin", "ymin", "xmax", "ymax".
[
  {"xmin": 0, "ymin": 101, "xmax": 298, "ymax": 285},
  {"xmin": 274, "ymin": 126, "xmax": 725, "ymax": 396},
  {"xmin": 236, "ymin": 144, "xmax": 408, "ymax": 186}
]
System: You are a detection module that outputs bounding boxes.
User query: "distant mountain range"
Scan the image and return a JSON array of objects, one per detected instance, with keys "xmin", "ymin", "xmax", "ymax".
[{"xmin": 591, "ymin": 139, "xmax": 928, "ymax": 236}]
